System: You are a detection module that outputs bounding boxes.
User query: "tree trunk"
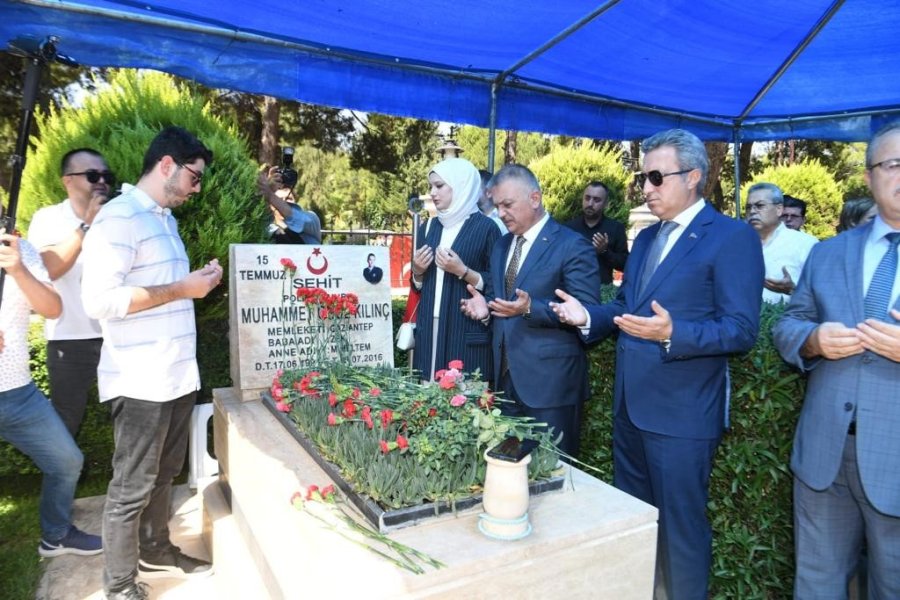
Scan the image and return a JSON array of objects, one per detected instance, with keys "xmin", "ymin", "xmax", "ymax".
[
  {"xmin": 259, "ymin": 96, "xmax": 280, "ymax": 166},
  {"xmin": 504, "ymin": 130, "xmax": 518, "ymax": 165},
  {"xmin": 704, "ymin": 142, "xmax": 728, "ymax": 211},
  {"xmin": 739, "ymin": 141, "xmax": 754, "ymax": 186}
]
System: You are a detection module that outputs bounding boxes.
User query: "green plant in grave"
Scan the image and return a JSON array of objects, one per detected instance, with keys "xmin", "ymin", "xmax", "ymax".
[{"xmin": 271, "ymin": 359, "xmax": 558, "ymax": 511}]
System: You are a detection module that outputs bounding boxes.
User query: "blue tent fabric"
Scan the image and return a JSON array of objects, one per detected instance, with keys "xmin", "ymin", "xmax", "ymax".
[{"xmin": 2, "ymin": 0, "xmax": 899, "ymax": 141}]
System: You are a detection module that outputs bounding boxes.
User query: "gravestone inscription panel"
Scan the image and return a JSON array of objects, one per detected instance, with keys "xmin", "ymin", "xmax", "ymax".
[{"xmin": 229, "ymin": 244, "xmax": 394, "ymax": 395}]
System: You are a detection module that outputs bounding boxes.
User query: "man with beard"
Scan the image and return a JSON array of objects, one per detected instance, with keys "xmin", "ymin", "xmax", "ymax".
[
  {"xmin": 81, "ymin": 126, "xmax": 223, "ymax": 600},
  {"xmin": 564, "ymin": 181, "xmax": 629, "ymax": 285}
]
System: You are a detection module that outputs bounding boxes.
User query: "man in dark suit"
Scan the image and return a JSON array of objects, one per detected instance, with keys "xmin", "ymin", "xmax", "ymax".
[
  {"xmin": 460, "ymin": 164, "xmax": 601, "ymax": 458},
  {"xmin": 550, "ymin": 129, "xmax": 764, "ymax": 599},
  {"xmin": 563, "ymin": 180, "xmax": 629, "ymax": 285},
  {"xmin": 773, "ymin": 121, "xmax": 900, "ymax": 599},
  {"xmin": 362, "ymin": 253, "xmax": 383, "ymax": 284}
]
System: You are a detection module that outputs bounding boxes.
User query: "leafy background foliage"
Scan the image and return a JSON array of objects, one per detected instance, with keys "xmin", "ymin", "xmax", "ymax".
[
  {"xmin": 530, "ymin": 141, "xmax": 632, "ymax": 224},
  {"xmin": 19, "ymin": 68, "xmax": 265, "ymax": 395}
]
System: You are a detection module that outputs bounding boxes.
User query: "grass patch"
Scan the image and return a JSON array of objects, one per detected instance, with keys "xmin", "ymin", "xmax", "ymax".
[{"xmin": 0, "ymin": 474, "xmax": 110, "ymax": 600}]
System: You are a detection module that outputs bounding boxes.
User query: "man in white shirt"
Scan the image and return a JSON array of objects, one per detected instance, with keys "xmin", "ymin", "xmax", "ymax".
[
  {"xmin": 81, "ymin": 127, "xmax": 223, "ymax": 600},
  {"xmin": 745, "ymin": 182, "xmax": 818, "ymax": 303},
  {"xmin": 0, "ymin": 228, "xmax": 101, "ymax": 558},
  {"xmin": 27, "ymin": 148, "xmax": 110, "ymax": 437}
]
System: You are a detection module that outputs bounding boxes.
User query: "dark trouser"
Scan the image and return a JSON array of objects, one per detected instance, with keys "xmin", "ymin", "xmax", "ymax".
[
  {"xmin": 46, "ymin": 338, "xmax": 102, "ymax": 437},
  {"xmin": 614, "ymin": 403, "xmax": 719, "ymax": 600},
  {"xmin": 500, "ymin": 371, "xmax": 583, "ymax": 458},
  {"xmin": 102, "ymin": 392, "xmax": 195, "ymax": 593}
]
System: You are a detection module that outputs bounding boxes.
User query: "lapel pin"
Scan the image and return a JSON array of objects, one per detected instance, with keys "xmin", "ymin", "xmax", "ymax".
[{"xmin": 689, "ymin": 232, "xmax": 697, "ymax": 239}]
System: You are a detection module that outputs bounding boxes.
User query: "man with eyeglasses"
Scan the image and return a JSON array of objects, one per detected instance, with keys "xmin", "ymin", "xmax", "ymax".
[
  {"xmin": 550, "ymin": 129, "xmax": 763, "ymax": 599},
  {"xmin": 27, "ymin": 148, "xmax": 113, "ymax": 440},
  {"xmin": 781, "ymin": 195, "xmax": 808, "ymax": 231},
  {"xmin": 745, "ymin": 182, "xmax": 818, "ymax": 304},
  {"xmin": 563, "ymin": 180, "xmax": 628, "ymax": 285},
  {"xmin": 81, "ymin": 126, "xmax": 222, "ymax": 600},
  {"xmin": 774, "ymin": 121, "xmax": 900, "ymax": 599}
]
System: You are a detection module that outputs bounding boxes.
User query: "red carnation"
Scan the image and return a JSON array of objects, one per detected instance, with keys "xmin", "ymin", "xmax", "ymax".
[
  {"xmin": 396, "ymin": 435, "xmax": 409, "ymax": 450},
  {"xmin": 448, "ymin": 359, "xmax": 464, "ymax": 370},
  {"xmin": 342, "ymin": 399, "xmax": 358, "ymax": 418},
  {"xmin": 280, "ymin": 257, "xmax": 297, "ymax": 271},
  {"xmin": 380, "ymin": 440, "xmax": 390, "ymax": 454}
]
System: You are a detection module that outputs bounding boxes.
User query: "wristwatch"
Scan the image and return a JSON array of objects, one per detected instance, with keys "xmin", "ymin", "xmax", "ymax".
[
  {"xmin": 78, "ymin": 222, "xmax": 90, "ymax": 233},
  {"xmin": 660, "ymin": 338, "xmax": 672, "ymax": 353},
  {"xmin": 458, "ymin": 267, "xmax": 469, "ymax": 281}
]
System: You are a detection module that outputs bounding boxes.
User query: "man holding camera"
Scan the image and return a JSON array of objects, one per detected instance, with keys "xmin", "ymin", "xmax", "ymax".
[{"xmin": 257, "ymin": 148, "xmax": 321, "ymax": 244}]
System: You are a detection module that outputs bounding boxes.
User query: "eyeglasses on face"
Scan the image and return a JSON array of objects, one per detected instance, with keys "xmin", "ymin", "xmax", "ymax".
[
  {"xmin": 177, "ymin": 163, "xmax": 203, "ymax": 186},
  {"xmin": 634, "ymin": 169, "xmax": 693, "ymax": 188},
  {"xmin": 868, "ymin": 158, "xmax": 900, "ymax": 172},
  {"xmin": 746, "ymin": 201, "xmax": 776, "ymax": 213},
  {"xmin": 65, "ymin": 170, "xmax": 115, "ymax": 185}
]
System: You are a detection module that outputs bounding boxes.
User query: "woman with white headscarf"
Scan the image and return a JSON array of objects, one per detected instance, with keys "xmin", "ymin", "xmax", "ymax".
[{"xmin": 411, "ymin": 158, "xmax": 501, "ymax": 381}]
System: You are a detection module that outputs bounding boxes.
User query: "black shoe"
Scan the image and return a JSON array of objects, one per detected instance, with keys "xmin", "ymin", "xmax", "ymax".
[
  {"xmin": 106, "ymin": 581, "xmax": 150, "ymax": 600},
  {"xmin": 38, "ymin": 525, "xmax": 103, "ymax": 557},
  {"xmin": 138, "ymin": 546, "xmax": 213, "ymax": 580}
]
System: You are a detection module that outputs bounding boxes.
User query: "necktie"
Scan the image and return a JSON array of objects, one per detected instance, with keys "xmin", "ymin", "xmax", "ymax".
[
  {"xmin": 864, "ymin": 232, "xmax": 900, "ymax": 320},
  {"xmin": 638, "ymin": 221, "xmax": 678, "ymax": 295},
  {"xmin": 505, "ymin": 236, "xmax": 526, "ymax": 296}
]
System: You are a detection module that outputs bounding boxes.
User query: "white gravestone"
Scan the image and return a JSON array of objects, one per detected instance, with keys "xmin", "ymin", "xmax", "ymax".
[{"xmin": 229, "ymin": 244, "xmax": 394, "ymax": 398}]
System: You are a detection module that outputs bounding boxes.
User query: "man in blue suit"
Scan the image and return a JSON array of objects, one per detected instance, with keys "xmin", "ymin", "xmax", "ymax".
[
  {"xmin": 551, "ymin": 129, "xmax": 764, "ymax": 599},
  {"xmin": 773, "ymin": 122, "xmax": 900, "ymax": 599},
  {"xmin": 460, "ymin": 164, "xmax": 601, "ymax": 458}
]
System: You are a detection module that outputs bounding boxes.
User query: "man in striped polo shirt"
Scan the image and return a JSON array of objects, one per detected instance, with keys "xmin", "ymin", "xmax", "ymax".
[{"xmin": 81, "ymin": 126, "xmax": 223, "ymax": 600}]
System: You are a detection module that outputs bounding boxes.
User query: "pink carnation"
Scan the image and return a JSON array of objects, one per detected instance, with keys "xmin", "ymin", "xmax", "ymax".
[
  {"xmin": 448, "ymin": 359, "xmax": 464, "ymax": 370},
  {"xmin": 450, "ymin": 394, "xmax": 467, "ymax": 407}
]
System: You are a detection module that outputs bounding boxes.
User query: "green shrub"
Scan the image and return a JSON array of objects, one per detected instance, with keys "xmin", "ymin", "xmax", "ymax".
[
  {"xmin": 19, "ymin": 68, "xmax": 268, "ymax": 397},
  {"xmin": 743, "ymin": 160, "xmax": 842, "ymax": 240},
  {"xmin": 454, "ymin": 125, "xmax": 552, "ymax": 172},
  {"xmin": 579, "ymin": 295, "xmax": 801, "ymax": 598},
  {"xmin": 529, "ymin": 141, "xmax": 632, "ymax": 224}
]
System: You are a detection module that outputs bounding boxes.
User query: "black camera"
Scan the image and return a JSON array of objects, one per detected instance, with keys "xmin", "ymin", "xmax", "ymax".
[{"xmin": 276, "ymin": 146, "xmax": 298, "ymax": 188}]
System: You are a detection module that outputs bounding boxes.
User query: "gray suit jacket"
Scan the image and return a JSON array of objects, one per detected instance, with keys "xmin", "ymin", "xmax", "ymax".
[{"xmin": 773, "ymin": 222, "xmax": 900, "ymax": 517}]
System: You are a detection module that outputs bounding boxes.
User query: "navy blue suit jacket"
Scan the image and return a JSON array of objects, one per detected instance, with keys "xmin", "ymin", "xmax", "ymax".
[
  {"xmin": 487, "ymin": 217, "xmax": 601, "ymax": 408},
  {"xmin": 585, "ymin": 203, "xmax": 764, "ymax": 439}
]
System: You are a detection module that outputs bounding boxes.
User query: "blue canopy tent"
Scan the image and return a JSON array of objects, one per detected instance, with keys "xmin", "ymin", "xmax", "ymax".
[{"xmin": 2, "ymin": 0, "xmax": 899, "ymax": 141}]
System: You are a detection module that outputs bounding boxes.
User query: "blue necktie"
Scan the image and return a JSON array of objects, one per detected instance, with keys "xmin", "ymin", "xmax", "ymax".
[
  {"xmin": 864, "ymin": 232, "xmax": 900, "ymax": 320},
  {"xmin": 639, "ymin": 221, "xmax": 678, "ymax": 295}
]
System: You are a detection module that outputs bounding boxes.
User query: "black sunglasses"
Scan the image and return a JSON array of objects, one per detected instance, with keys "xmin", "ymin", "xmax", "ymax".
[
  {"xmin": 65, "ymin": 170, "xmax": 116, "ymax": 186},
  {"xmin": 634, "ymin": 168, "xmax": 693, "ymax": 188}
]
